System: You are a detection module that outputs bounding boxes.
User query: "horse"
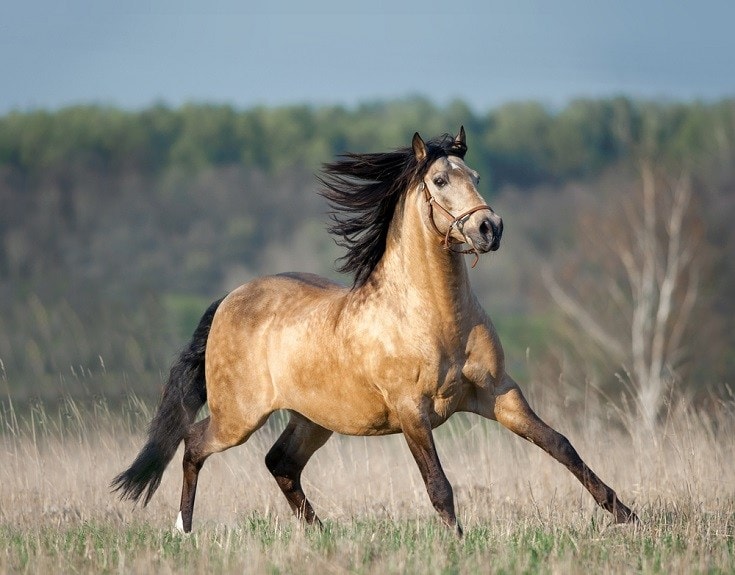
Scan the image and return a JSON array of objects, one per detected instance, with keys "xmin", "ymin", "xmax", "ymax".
[{"xmin": 112, "ymin": 127, "xmax": 637, "ymax": 535}]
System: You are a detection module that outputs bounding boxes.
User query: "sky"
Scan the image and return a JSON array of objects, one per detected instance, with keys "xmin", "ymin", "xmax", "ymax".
[{"xmin": 2, "ymin": 1, "xmax": 734, "ymax": 115}]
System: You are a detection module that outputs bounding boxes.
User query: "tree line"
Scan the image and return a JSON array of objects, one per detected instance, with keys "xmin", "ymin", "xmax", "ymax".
[
  {"xmin": 1, "ymin": 97, "xmax": 733, "ymax": 405},
  {"xmin": 3, "ymin": 97, "xmax": 733, "ymax": 185}
]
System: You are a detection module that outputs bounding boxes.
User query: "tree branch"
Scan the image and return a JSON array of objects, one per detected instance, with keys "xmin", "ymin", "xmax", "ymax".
[{"xmin": 542, "ymin": 267, "xmax": 627, "ymax": 361}]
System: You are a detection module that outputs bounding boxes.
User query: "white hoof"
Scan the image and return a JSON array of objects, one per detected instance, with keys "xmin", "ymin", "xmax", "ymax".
[{"xmin": 175, "ymin": 511, "xmax": 185, "ymax": 533}]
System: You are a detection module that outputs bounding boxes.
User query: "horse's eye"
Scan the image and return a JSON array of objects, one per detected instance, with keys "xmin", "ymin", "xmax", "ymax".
[{"xmin": 433, "ymin": 176, "xmax": 447, "ymax": 188}]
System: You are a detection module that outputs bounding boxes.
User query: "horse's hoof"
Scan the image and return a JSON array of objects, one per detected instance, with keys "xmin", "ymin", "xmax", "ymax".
[{"xmin": 175, "ymin": 511, "xmax": 189, "ymax": 534}]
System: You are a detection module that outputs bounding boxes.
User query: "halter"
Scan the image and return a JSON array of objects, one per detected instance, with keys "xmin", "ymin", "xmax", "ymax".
[{"xmin": 420, "ymin": 180, "xmax": 492, "ymax": 268}]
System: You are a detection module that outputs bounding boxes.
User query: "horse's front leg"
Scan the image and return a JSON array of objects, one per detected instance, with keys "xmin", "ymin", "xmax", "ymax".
[
  {"xmin": 466, "ymin": 375, "xmax": 638, "ymax": 524},
  {"xmin": 398, "ymin": 401, "xmax": 463, "ymax": 537}
]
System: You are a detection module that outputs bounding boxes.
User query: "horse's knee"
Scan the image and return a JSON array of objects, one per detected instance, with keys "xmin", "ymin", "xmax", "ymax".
[{"xmin": 548, "ymin": 430, "xmax": 582, "ymax": 467}]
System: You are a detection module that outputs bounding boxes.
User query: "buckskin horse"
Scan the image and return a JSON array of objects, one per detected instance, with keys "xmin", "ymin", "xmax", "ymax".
[{"xmin": 112, "ymin": 127, "xmax": 637, "ymax": 535}]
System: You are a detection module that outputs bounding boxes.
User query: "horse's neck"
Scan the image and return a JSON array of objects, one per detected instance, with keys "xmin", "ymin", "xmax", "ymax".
[{"xmin": 358, "ymin": 192, "xmax": 476, "ymax": 329}]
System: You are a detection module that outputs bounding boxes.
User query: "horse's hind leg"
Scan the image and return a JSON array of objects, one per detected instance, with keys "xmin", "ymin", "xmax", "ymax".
[
  {"xmin": 177, "ymin": 417, "xmax": 209, "ymax": 533},
  {"xmin": 476, "ymin": 376, "xmax": 637, "ymax": 523},
  {"xmin": 178, "ymin": 412, "xmax": 270, "ymax": 533},
  {"xmin": 265, "ymin": 412, "xmax": 333, "ymax": 526}
]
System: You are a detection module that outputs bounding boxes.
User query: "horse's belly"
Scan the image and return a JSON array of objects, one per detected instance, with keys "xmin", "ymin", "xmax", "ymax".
[
  {"xmin": 274, "ymin": 358, "xmax": 467, "ymax": 436},
  {"xmin": 278, "ymin": 376, "xmax": 401, "ymax": 436},
  {"xmin": 267, "ymin": 319, "xmax": 406, "ymax": 435}
]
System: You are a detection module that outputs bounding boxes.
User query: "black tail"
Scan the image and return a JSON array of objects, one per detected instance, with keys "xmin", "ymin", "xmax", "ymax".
[{"xmin": 111, "ymin": 297, "xmax": 224, "ymax": 505}]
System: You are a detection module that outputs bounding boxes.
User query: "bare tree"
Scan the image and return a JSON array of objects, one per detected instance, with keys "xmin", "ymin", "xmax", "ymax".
[{"xmin": 543, "ymin": 162, "xmax": 701, "ymax": 431}]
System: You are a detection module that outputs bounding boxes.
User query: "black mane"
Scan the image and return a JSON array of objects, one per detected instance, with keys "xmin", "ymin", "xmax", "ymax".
[{"xmin": 320, "ymin": 133, "xmax": 467, "ymax": 287}]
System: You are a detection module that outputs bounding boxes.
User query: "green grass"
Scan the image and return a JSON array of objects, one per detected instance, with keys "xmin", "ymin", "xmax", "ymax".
[{"xmin": 3, "ymin": 510, "xmax": 732, "ymax": 574}]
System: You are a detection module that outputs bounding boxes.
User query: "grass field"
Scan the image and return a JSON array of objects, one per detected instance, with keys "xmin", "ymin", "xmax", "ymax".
[{"xmin": 1, "ymin": 387, "xmax": 733, "ymax": 574}]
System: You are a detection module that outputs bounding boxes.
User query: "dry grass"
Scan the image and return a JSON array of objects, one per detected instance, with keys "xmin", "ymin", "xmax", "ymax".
[{"xmin": 1, "ymin": 388, "xmax": 733, "ymax": 574}]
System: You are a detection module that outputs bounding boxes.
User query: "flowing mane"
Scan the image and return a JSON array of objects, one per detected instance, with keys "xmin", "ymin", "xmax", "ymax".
[{"xmin": 319, "ymin": 134, "xmax": 467, "ymax": 287}]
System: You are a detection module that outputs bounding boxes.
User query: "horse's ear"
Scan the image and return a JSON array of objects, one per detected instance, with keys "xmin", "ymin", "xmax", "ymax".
[
  {"xmin": 455, "ymin": 126, "xmax": 466, "ymax": 146},
  {"xmin": 412, "ymin": 132, "xmax": 427, "ymax": 162}
]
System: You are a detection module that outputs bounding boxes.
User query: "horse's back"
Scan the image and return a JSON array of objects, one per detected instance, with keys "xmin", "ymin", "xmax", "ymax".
[{"xmin": 217, "ymin": 272, "xmax": 342, "ymax": 320}]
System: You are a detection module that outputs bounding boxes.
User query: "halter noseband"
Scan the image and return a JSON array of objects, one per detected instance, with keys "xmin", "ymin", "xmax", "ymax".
[{"xmin": 418, "ymin": 176, "xmax": 492, "ymax": 268}]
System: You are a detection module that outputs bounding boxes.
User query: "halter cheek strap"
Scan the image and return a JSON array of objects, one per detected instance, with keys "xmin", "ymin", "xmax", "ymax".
[{"xmin": 420, "ymin": 182, "xmax": 491, "ymax": 268}]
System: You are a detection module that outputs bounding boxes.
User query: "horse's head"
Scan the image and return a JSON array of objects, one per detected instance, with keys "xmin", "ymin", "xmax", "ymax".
[{"xmin": 413, "ymin": 127, "xmax": 503, "ymax": 256}]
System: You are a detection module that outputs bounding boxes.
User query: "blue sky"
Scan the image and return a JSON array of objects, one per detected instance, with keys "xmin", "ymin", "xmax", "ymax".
[{"xmin": 2, "ymin": 1, "xmax": 734, "ymax": 114}]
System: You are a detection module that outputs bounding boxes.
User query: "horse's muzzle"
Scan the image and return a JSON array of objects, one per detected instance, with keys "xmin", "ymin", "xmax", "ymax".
[{"xmin": 469, "ymin": 212, "xmax": 503, "ymax": 253}]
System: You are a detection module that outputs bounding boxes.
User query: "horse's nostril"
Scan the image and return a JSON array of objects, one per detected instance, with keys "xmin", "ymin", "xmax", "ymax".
[{"xmin": 479, "ymin": 219, "xmax": 491, "ymax": 238}]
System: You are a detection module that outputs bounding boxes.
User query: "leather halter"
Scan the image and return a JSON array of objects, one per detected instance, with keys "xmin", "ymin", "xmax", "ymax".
[{"xmin": 420, "ymin": 181, "xmax": 492, "ymax": 267}]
